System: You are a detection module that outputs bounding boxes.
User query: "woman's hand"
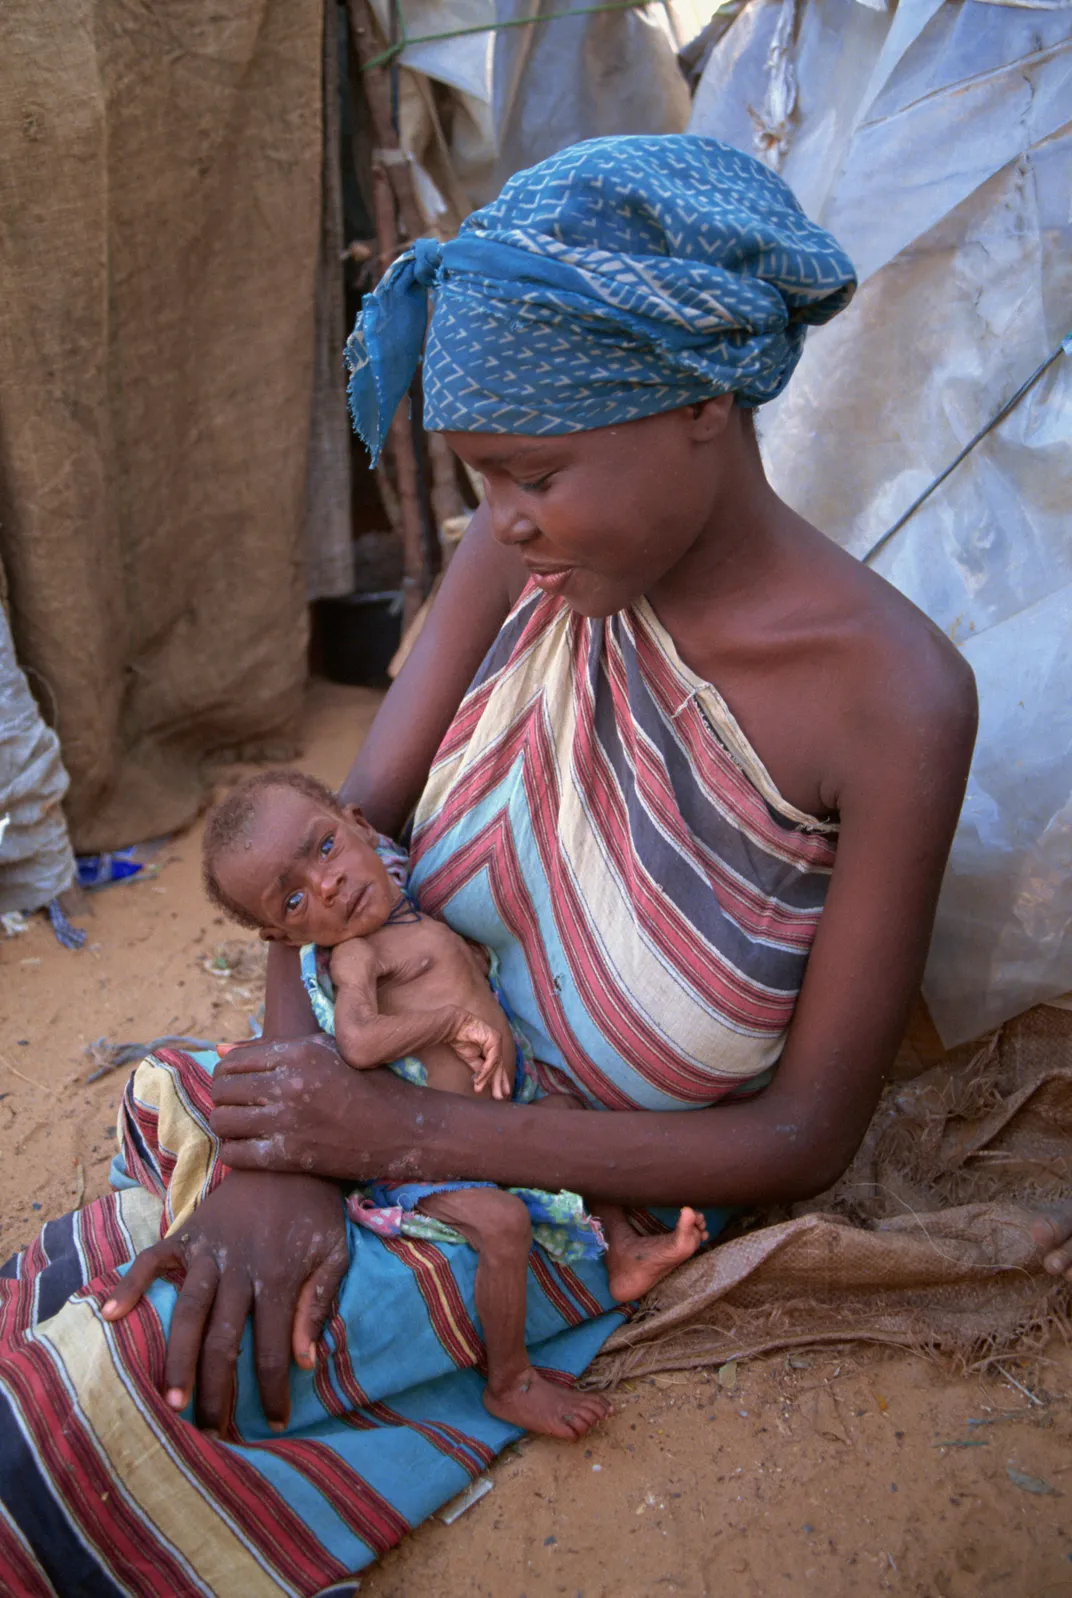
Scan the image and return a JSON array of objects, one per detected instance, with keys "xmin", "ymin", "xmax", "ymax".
[
  {"xmin": 210, "ymin": 1033, "xmax": 431, "ymax": 1179},
  {"xmin": 101, "ymin": 1169, "xmax": 349, "ymax": 1432}
]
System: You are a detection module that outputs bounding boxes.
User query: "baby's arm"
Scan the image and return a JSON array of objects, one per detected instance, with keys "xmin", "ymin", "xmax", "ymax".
[{"xmin": 329, "ymin": 940, "xmax": 507, "ymax": 1095}]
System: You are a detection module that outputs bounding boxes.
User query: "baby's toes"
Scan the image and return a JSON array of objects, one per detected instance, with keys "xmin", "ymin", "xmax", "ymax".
[
  {"xmin": 1030, "ymin": 1204, "xmax": 1072, "ymax": 1273},
  {"xmin": 1045, "ymin": 1241, "xmax": 1072, "ymax": 1280}
]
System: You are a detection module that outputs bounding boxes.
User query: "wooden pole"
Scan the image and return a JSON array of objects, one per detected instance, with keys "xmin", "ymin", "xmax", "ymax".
[{"xmin": 347, "ymin": 0, "xmax": 430, "ymax": 628}]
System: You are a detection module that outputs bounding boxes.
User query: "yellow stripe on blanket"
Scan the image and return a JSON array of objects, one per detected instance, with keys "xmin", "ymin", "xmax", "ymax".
[
  {"xmin": 127, "ymin": 1053, "xmax": 219, "ymax": 1237},
  {"xmin": 39, "ymin": 1300, "xmax": 295, "ymax": 1598}
]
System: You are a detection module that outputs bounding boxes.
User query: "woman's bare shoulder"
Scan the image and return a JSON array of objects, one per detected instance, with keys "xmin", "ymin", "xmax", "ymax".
[
  {"xmin": 840, "ymin": 550, "xmax": 977, "ymax": 730},
  {"xmin": 809, "ymin": 542, "xmax": 978, "ymax": 819}
]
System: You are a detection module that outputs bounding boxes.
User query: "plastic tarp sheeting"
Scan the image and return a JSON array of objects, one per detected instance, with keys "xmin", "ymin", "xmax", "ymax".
[
  {"xmin": 691, "ymin": 0, "xmax": 1072, "ymax": 1044},
  {"xmin": 369, "ymin": 0, "xmax": 701, "ymax": 226},
  {"xmin": 0, "ymin": 592, "xmax": 76, "ymax": 916}
]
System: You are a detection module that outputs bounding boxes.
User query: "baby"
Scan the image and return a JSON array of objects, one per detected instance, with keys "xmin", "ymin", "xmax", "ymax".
[{"xmin": 202, "ymin": 769, "xmax": 708, "ymax": 1439}]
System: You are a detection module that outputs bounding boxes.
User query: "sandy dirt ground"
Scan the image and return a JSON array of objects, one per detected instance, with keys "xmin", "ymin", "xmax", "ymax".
[{"xmin": 3, "ymin": 680, "xmax": 1072, "ymax": 1598}]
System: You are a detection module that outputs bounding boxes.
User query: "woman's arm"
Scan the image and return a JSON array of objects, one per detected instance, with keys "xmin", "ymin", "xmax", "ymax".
[
  {"xmin": 212, "ymin": 632, "xmax": 977, "ymax": 1207},
  {"xmin": 339, "ymin": 502, "xmax": 526, "ymax": 833}
]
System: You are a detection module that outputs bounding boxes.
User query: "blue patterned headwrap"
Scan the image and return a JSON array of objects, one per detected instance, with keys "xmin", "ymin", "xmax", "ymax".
[{"xmin": 345, "ymin": 134, "xmax": 856, "ymax": 464}]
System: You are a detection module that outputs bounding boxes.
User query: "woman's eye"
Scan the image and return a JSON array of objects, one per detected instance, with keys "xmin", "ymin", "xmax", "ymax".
[
  {"xmin": 319, "ymin": 833, "xmax": 335, "ymax": 858},
  {"xmin": 284, "ymin": 891, "xmax": 304, "ymax": 916}
]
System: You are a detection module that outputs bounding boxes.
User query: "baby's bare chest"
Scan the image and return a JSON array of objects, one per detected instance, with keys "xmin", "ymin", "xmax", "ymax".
[{"xmin": 365, "ymin": 918, "xmax": 489, "ymax": 1008}]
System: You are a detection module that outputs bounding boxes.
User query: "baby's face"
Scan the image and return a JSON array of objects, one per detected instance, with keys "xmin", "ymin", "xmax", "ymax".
[{"xmin": 216, "ymin": 787, "xmax": 398, "ymax": 947}]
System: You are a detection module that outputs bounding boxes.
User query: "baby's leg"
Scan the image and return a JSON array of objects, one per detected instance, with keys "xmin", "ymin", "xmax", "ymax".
[
  {"xmin": 531, "ymin": 1092, "xmax": 708, "ymax": 1302},
  {"xmin": 417, "ymin": 1187, "xmax": 611, "ymax": 1441}
]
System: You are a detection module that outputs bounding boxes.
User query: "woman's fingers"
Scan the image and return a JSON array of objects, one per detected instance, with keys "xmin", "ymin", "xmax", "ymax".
[
  {"xmin": 214, "ymin": 1035, "xmax": 276, "ymax": 1073},
  {"xmin": 252, "ymin": 1285, "xmax": 295, "ymax": 1431},
  {"xmin": 218, "ymin": 1135, "xmax": 290, "ymax": 1172},
  {"xmin": 162, "ymin": 1253, "xmax": 221, "ymax": 1412},
  {"xmin": 210, "ymin": 1101, "xmax": 281, "ymax": 1138},
  {"xmin": 211, "ymin": 1073, "xmax": 280, "ymax": 1110},
  {"xmin": 292, "ymin": 1252, "xmax": 349, "ymax": 1372},
  {"xmin": 195, "ymin": 1270, "xmax": 254, "ymax": 1433},
  {"xmin": 101, "ymin": 1240, "xmax": 180, "ymax": 1322}
]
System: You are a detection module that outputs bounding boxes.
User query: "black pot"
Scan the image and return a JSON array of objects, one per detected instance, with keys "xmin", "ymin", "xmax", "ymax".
[{"xmin": 314, "ymin": 590, "xmax": 403, "ymax": 688}]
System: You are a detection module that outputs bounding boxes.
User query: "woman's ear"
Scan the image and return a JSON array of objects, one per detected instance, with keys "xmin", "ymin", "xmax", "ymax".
[{"xmin": 687, "ymin": 394, "xmax": 735, "ymax": 440}]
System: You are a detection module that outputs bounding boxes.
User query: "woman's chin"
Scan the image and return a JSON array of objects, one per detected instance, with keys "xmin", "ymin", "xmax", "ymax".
[{"xmin": 561, "ymin": 579, "xmax": 638, "ymax": 619}]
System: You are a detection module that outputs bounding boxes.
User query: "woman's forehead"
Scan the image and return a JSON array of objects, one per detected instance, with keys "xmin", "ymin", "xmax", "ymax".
[{"xmin": 441, "ymin": 431, "xmax": 567, "ymax": 468}]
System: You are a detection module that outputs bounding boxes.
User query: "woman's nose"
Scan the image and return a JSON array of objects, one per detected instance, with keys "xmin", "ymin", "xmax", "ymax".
[{"xmin": 485, "ymin": 485, "xmax": 538, "ymax": 547}]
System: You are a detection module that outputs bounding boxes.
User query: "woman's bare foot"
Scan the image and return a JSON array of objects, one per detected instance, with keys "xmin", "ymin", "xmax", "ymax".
[
  {"xmin": 606, "ymin": 1206, "xmax": 708, "ymax": 1302},
  {"xmin": 484, "ymin": 1367, "xmax": 612, "ymax": 1440},
  {"xmin": 1030, "ymin": 1204, "xmax": 1072, "ymax": 1279}
]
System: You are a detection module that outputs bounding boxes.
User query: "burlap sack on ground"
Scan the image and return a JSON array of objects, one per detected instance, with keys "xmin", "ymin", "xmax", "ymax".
[
  {"xmin": 0, "ymin": 1, "xmax": 326, "ymax": 849},
  {"xmin": 592, "ymin": 1006, "xmax": 1072, "ymax": 1383}
]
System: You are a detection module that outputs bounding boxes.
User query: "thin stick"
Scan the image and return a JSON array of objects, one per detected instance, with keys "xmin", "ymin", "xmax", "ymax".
[
  {"xmin": 0, "ymin": 1052, "xmax": 37, "ymax": 1089},
  {"xmin": 995, "ymin": 1363, "xmax": 1044, "ymax": 1407}
]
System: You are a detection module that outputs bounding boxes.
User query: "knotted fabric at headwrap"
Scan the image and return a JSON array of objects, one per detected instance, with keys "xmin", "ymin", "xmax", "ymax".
[{"xmin": 345, "ymin": 135, "xmax": 856, "ymax": 463}]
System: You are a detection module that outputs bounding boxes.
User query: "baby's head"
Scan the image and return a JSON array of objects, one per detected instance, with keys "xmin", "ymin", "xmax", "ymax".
[{"xmin": 202, "ymin": 770, "xmax": 398, "ymax": 947}]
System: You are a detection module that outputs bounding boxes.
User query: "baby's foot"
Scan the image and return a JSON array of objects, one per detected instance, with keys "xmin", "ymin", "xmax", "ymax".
[
  {"xmin": 484, "ymin": 1367, "xmax": 612, "ymax": 1440},
  {"xmin": 1030, "ymin": 1203, "xmax": 1072, "ymax": 1279},
  {"xmin": 606, "ymin": 1207, "xmax": 708, "ymax": 1302}
]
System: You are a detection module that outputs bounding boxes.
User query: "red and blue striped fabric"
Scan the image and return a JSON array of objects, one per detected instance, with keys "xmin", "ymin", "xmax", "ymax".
[
  {"xmin": 411, "ymin": 587, "xmax": 837, "ymax": 1110},
  {"xmin": 0, "ymin": 1047, "xmax": 622, "ymax": 1596}
]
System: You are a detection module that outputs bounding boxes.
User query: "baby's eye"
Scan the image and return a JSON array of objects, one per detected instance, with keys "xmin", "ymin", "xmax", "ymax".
[
  {"xmin": 319, "ymin": 832, "xmax": 335, "ymax": 858},
  {"xmin": 518, "ymin": 473, "xmax": 552, "ymax": 494},
  {"xmin": 283, "ymin": 890, "xmax": 305, "ymax": 916}
]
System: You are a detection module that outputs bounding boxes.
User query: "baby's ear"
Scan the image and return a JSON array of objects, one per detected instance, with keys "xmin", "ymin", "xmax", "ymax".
[{"xmin": 258, "ymin": 925, "xmax": 288, "ymax": 943}]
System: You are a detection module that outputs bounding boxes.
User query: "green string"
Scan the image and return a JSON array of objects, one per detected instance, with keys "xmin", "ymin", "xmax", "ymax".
[{"xmin": 363, "ymin": 0, "xmax": 660, "ymax": 72}]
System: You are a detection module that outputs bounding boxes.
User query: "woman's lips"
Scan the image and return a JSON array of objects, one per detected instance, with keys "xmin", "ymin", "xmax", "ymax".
[{"xmin": 527, "ymin": 565, "xmax": 575, "ymax": 597}]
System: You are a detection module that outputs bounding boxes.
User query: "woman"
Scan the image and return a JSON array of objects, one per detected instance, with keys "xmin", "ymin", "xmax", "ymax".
[{"xmin": 0, "ymin": 136, "xmax": 978, "ymax": 1596}]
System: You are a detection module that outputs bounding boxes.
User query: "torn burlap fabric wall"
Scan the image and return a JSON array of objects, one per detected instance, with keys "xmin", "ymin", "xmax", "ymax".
[{"xmin": 0, "ymin": 0, "xmax": 328, "ymax": 850}]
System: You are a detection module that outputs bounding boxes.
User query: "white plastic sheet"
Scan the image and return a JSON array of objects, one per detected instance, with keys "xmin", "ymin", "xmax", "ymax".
[
  {"xmin": 691, "ymin": 0, "xmax": 1072, "ymax": 1043},
  {"xmin": 368, "ymin": 0, "xmax": 699, "ymax": 222}
]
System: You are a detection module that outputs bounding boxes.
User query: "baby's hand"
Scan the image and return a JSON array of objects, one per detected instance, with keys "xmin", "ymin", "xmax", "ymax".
[{"xmin": 450, "ymin": 1014, "xmax": 511, "ymax": 1100}]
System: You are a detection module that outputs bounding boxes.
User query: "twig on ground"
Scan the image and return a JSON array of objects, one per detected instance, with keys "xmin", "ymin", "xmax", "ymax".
[
  {"xmin": 0, "ymin": 1052, "xmax": 37, "ymax": 1088},
  {"xmin": 84, "ymin": 1036, "xmax": 218, "ymax": 1084},
  {"xmin": 995, "ymin": 1364, "xmax": 1044, "ymax": 1406}
]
